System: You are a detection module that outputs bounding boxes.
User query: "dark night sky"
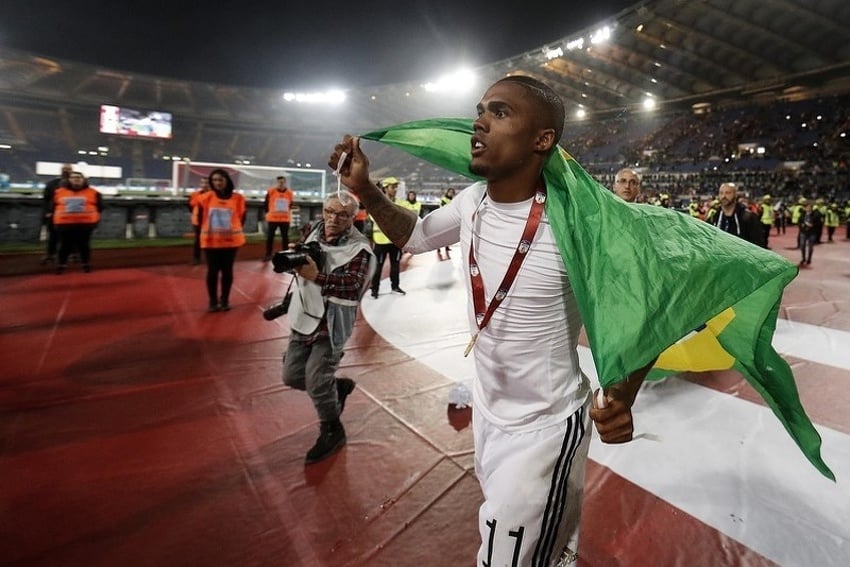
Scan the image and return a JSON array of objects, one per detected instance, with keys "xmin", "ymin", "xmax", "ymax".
[{"xmin": 3, "ymin": 0, "xmax": 637, "ymax": 89}]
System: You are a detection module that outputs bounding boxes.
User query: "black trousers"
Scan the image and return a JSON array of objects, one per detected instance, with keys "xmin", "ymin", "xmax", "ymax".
[
  {"xmin": 57, "ymin": 225, "xmax": 93, "ymax": 266},
  {"xmin": 266, "ymin": 222, "xmax": 291, "ymax": 256},
  {"xmin": 45, "ymin": 220, "xmax": 59, "ymax": 257},
  {"xmin": 205, "ymin": 248, "xmax": 239, "ymax": 305},
  {"xmin": 801, "ymin": 233, "xmax": 816, "ymax": 263},
  {"xmin": 192, "ymin": 225, "xmax": 202, "ymax": 262},
  {"xmin": 371, "ymin": 242, "xmax": 401, "ymax": 292}
]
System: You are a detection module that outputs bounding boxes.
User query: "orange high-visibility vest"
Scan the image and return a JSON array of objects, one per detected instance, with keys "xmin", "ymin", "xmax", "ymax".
[
  {"xmin": 264, "ymin": 188, "xmax": 294, "ymax": 222},
  {"xmin": 53, "ymin": 187, "xmax": 101, "ymax": 225},
  {"xmin": 355, "ymin": 199, "xmax": 368, "ymax": 222},
  {"xmin": 189, "ymin": 188, "xmax": 209, "ymax": 227},
  {"xmin": 200, "ymin": 192, "xmax": 247, "ymax": 248}
]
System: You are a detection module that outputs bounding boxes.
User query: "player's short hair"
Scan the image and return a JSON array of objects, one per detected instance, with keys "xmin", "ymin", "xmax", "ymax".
[{"xmin": 497, "ymin": 75, "xmax": 565, "ymax": 149}]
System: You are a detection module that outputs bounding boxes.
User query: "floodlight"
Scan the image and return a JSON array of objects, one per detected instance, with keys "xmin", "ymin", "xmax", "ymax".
[
  {"xmin": 590, "ymin": 26, "xmax": 611, "ymax": 45},
  {"xmin": 282, "ymin": 90, "xmax": 346, "ymax": 104},
  {"xmin": 544, "ymin": 47, "xmax": 563, "ymax": 60},
  {"xmin": 566, "ymin": 38, "xmax": 584, "ymax": 50},
  {"xmin": 422, "ymin": 69, "xmax": 476, "ymax": 93}
]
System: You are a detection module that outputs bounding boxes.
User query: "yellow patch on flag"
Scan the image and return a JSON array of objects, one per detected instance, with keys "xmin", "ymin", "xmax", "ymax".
[{"xmin": 656, "ymin": 308, "xmax": 736, "ymax": 372}]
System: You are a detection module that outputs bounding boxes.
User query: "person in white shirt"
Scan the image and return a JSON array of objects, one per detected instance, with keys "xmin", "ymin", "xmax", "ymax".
[{"xmin": 328, "ymin": 76, "xmax": 651, "ymax": 566}]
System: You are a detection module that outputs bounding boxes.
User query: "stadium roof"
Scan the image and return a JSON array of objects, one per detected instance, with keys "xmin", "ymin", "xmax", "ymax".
[{"xmin": 1, "ymin": 0, "xmax": 849, "ymax": 135}]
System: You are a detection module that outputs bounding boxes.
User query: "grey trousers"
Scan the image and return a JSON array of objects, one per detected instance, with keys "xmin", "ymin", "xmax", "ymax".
[{"xmin": 282, "ymin": 331, "xmax": 343, "ymax": 422}]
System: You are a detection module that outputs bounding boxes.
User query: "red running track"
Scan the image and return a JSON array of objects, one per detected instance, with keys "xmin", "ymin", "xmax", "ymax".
[{"xmin": 1, "ymin": 229, "xmax": 848, "ymax": 566}]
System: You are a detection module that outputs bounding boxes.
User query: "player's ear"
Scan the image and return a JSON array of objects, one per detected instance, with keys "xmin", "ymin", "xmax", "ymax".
[{"xmin": 535, "ymin": 128, "xmax": 555, "ymax": 153}]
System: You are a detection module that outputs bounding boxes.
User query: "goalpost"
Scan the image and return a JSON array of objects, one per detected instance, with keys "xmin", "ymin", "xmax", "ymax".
[{"xmin": 171, "ymin": 161, "xmax": 328, "ymax": 200}]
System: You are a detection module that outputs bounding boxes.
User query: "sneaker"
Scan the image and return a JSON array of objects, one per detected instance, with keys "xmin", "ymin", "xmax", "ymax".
[
  {"xmin": 555, "ymin": 547, "xmax": 578, "ymax": 566},
  {"xmin": 336, "ymin": 378, "xmax": 356, "ymax": 414},
  {"xmin": 391, "ymin": 287, "xmax": 406, "ymax": 295},
  {"xmin": 208, "ymin": 303, "xmax": 221, "ymax": 313},
  {"xmin": 305, "ymin": 420, "xmax": 346, "ymax": 464},
  {"xmin": 220, "ymin": 301, "xmax": 231, "ymax": 311},
  {"xmin": 371, "ymin": 289, "xmax": 379, "ymax": 299}
]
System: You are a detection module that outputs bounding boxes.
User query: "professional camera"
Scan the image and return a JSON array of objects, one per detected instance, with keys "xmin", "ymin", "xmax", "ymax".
[
  {"xmin": 262, "ymin": 292, "xmax": 293, "ymax": 321},
  {"xmin": 271, "ymin": 241, "xmax": 324, "ymax": 273}
]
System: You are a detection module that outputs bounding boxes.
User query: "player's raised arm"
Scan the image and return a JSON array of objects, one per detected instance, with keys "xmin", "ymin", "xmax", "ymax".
[{"xmin": 329, "ymin": 135, "xmax": 418, "ymax": 248}]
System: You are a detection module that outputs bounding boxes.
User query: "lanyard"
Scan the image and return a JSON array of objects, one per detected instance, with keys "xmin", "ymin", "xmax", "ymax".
[{"xmin": 465, "ymin": 181, "xmax": 547, "ymax": 357}]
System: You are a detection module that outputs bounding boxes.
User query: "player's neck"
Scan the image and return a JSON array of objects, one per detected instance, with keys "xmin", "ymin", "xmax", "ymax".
[{"xmin": 486, "ymin": 171, "xmax": 542, "ymax": 203}]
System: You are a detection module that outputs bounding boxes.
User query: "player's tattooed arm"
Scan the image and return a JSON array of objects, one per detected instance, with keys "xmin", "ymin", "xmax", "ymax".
[{"xmin": 358, "ymin": 188, "xmax": 418, "ymax": 248}]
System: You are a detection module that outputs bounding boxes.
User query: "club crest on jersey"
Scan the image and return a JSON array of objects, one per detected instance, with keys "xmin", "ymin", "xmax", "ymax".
[
  {"xmin": 518, "ymin": 240, "xmax": 531, "ymax": 254},
  {"xmin": 495, "ymin": 289, "xmax": 507, "ymax": 301},
  {"xmin": 535, "ymin": 191, "xmax": 546, "ymax": 204},
  {"xmin": 470, "ymin": 264, "xmax": 480, "ymax": 277},
  {"xmin": 475, "ymin": 312, "xmax": 485, "ymax": 325}
]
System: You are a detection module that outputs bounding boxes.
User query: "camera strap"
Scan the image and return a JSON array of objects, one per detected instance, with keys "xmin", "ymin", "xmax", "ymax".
[{"xmin": 283, "ymin": 274, "xmax": 295, "ymax": 295}]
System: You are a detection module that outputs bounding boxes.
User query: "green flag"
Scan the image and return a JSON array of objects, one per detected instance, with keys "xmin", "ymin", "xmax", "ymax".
[{"xmin": 362, "ymin": 119, "xmax": 834, "ymax": 480}]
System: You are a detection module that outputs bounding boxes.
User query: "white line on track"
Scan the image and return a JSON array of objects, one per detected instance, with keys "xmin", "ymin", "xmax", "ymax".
[{"xmin": 361, "ymin": 256, "xmax": 850, "ymax": 566}]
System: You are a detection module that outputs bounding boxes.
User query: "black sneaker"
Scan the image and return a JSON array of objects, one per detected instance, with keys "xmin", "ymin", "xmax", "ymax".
[
  {"xmin": 391, "ymin": 287, "xmax": 406, "ymax": 295},
  {"xmin": 208, "ymin": 303, "xmax": 220, "ymax": 313},
  {"xmin": 371, "ymin": 289, "xmax": 379, "ymax": 299},
  {"xmin": 305, "ymin": 420, "xmax": 346, "ymax": 464},
  {"xmin": 220, "ymin": 299, "xmax": 231, "ymax": 311},
  {"xmin": 337, "ymin": 378, "xmax": 356, "ymax": 414}
]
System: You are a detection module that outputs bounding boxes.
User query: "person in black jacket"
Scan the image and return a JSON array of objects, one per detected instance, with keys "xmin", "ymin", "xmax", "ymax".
[
  {"xmin": 712, "ymin": 183, "xmax": 765, "ymax": 247},
  {"xmin": 41, "ymin": 163, "xmax": 73, "ymax": 264},
  {"xmin": 798, "ymin": 202, "xmax": 822, "ymax": 266}
]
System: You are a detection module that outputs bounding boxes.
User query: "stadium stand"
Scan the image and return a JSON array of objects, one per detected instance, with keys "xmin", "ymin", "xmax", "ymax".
[{"xmin": 0, "ymin": 0, "xmax": 848, "ymax": 217}]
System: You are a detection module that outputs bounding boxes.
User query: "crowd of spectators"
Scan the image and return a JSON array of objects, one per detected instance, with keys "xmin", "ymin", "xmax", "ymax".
[{"xmin": 3, "ymin": 93, "xmax": 849, "ymax": 207}]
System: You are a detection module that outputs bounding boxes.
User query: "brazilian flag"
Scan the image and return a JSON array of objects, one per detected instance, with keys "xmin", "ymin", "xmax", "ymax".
[{"xmin": 362, "ymin": 119, "xmax": 834, "ymax": 480}]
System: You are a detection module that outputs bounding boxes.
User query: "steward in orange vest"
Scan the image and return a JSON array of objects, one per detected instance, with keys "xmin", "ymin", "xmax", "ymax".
[
  {"xmin": 198, "ymin": 169, "xmax": 246, "ymax": 312},
  {"xmin": 353, "ymin": 197, "xmax": 368, "ymax": 233},
  {"xmin": 199, "ymin": 185, "xmax": 247, "ymax": 249},
  {"xmin": 52, "ymin": 171, "xmax": 103, "ymax": 273},
  {"xmin": 263, "ymin": 175, "xmax": 295, "ymax": 261}
]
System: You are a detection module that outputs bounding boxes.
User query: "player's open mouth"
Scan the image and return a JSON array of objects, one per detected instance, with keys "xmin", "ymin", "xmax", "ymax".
[{"xmin": 471, "ymin": 137, "xmax": 486, "ymax": 157}]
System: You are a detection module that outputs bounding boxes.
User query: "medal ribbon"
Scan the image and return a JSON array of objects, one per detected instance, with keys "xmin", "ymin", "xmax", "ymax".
[{"xmin": 465, "ymin": 180, "xmax": 547, "ymax": 356}]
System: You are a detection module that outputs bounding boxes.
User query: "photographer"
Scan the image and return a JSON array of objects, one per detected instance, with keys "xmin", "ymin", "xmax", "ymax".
[{"xmin": 282, "ymin": 190, "xmax": 376, "ymax": 464}]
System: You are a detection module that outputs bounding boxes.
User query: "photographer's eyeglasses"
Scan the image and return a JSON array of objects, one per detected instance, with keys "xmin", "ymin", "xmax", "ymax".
[{"xmin": 323, "ymin": 208, "xmax": 351, "ymax": 220}]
